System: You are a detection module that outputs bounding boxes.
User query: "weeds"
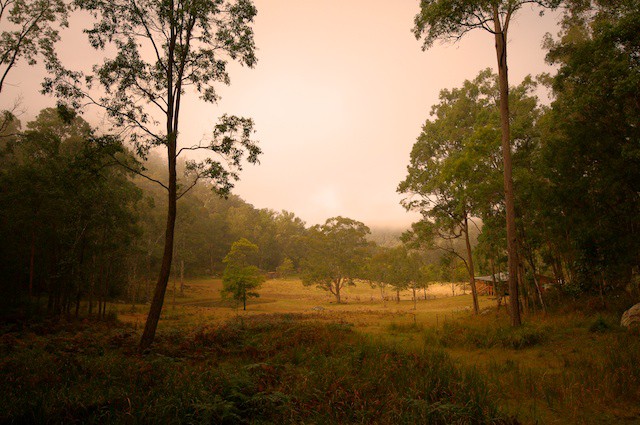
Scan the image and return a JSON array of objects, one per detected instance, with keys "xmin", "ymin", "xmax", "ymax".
[
  {"xmin": 0, "ymin": 315, "xmax": 510, "ymax": 424},
  {"xmin": 431, "ymin": 321, "xmax": 547, "ymax": 350}
]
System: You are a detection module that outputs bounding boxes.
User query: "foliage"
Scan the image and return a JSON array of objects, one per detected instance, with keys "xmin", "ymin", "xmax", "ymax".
[
  {"xmin": 275, "ymin": 257, "xmax": 294, "ymax": 278},
  {"xmin": 221, "ymin": 238, "xmax": 264, "ymax": 310},
  {"xmin": 301, "ymin": 217, "xmax": 371, "ymax": 303},
  {"xmin": 0, "ymin": 0, "xmax": 68, "ymax": 94},
  {"xmin": 0, "ymin": 108, "xmax": 140, "ymax": 315},
  {"xmin": 413, "ymin": 0, "xmax": 562, "ymax": 50},
  {"xmin": 537, "ymin": 0, "xmax": 640, "ymax": 291}
]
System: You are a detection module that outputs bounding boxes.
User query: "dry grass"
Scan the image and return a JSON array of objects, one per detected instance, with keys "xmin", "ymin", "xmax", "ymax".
[
  {"xmin": 118, "ymin": 278, "xmax": 491, "ymax": 336},
  {"xmin": 101, "ymin": 278, "xmax": 640, "ymax": 423}
]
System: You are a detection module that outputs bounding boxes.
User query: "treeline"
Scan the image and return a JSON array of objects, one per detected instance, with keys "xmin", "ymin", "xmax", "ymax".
[
  {"xmin": 0, "ymin": 108, "xmax": 309, "ymax": 316},
  {"xmin": 0, "ymin": 108, "xmax": 465, "ymax": 316},
  {"xmin": 399, "ymin": 2, "xmax": 640, "ymax": 313}
]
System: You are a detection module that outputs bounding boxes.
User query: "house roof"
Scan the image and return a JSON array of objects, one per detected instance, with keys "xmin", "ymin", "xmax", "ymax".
[{"xmin": 475, "ymin": 272, "xmax": 509, "ymax": 283}]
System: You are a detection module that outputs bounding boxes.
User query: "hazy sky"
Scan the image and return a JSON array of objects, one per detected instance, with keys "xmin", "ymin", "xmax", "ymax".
[{"xmin": 1, "ymin": 1, "xmax": 562, "ymax": 229}]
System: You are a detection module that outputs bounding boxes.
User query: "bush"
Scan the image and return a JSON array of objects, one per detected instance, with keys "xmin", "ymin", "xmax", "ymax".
[{"xmin": 436, "ymin": 321, "xmax": 547, "ymax": 350}]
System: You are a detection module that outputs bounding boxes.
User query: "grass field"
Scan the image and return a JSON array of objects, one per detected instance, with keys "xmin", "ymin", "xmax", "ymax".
[
  {"xmin": 2, "ymin": 277, "xmax": 639, "ymax": 424},
  {"xmin": 119, "ymin": 278, "xmax": 491, "ymax": 335}
]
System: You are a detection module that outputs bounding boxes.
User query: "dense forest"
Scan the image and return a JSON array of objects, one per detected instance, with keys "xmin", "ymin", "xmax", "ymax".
[{"xmin": 0, "ymin": 0, "xmax": 639, "ymax": 423}]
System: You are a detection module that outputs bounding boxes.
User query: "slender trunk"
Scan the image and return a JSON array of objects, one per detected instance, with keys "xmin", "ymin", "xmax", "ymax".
[
  {"xmin": 599, "ymin": 272, "xmax": 606, "ymax": 309},
  {"xmin": 139, "ymin": 17, "xmax": 182, "ymax": 349},
  {"xmin": 525, "ymin": 250, "xmax": 546, "ymax": 314},
  {"xmin": 75, "ymin": 290, "xmax": 81, "ymax": 318},
  {"xmin": 518, "ymin": 260, "xmax": 528, "ymax": 316},
  {"xmin": 423, "ymin": 287, "xmax": 427, "ymax": 300},
  {"xmin": 102, "ymin": 259, "xmax": 112, "ymax": 319},
  {"xmin": 396, "ymin": 289, "xmax": 400, "ymax": 303},
  {"xmin": 493, "ymin": 11, "xmax": 521, "ymax": 326},
  {"xmin": 88, "ymin": 257, "xmax": 95, "ymax": 316},
  {"xmin": 29, "ymin": 231, "xmax": 35, "ymax": 298},
  {"xmin": 140, "ymin": 133, "xmax": 177, "ymax": 351},
  {"xmin": 463, "ymin": 216, "xmax": 479, "ymax": 315},
  {"xmin": 146, "ymin": 253, "xmax": 152, "ymax": 301},
  {"xmin": 209, "ymin": 246, "xmax": 215, "ymax": 276},
  {"xmin": 490, "ymin": 257, "xmax": 497, "ymax": 298},
  {"xmin": 412, "ymin": 285, "xmax": 417, "ymax": 310},
  {"xmin": 243, "ymin": 293, "xmax": 246, "ymax": 311},
  {"xmin": 131, "ymin": 262, "xmax": 139, "ymax": 311}
]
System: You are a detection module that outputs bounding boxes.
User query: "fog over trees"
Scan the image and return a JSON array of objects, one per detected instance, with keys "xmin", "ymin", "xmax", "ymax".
[{"xmin": 0, "ymin": 1, "xmax": 639, "ymax": 422}]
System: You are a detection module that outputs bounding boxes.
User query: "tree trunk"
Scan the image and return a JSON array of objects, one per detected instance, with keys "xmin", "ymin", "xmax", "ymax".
[
  {"xmin": 518, "ymin": 260, "xmax": 528, "ymax": 316},
  {"xmin": 412, "ymin": 285, "xmax": 417, "ymax": 310},
  {"xmin": 463, "ymin": 216, "xmax": 480, "ymax": 315},
  {"xmin": 334, "ymin": 279, "xmax": 342, "ymax": 304},
  {"xmin": 525, "ymin": 250, "xmax": 546, "ymax": 314},
  {"xmin": 396, "ymin": 289, "xmax": 400, "ymax": 303},
  {"xmin": 74, "ymin": 289, "xmax": 81, "ymax": 318},
  {"xmin": 140, "ymin": 133, "xmax": 177, "ymax": 351},
  {"xmin": 29, "ymin": 231, "xmax": 36, "ymax": 298},
  {"xmin": 493, "ymin": 10, "xmax": 521, "ymax": 326}
]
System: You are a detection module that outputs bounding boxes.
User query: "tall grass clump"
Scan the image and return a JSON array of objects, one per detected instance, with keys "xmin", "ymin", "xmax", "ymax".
[{"xmin": 433, "ymin": 320, "xmax": 547, "ymax": 350}]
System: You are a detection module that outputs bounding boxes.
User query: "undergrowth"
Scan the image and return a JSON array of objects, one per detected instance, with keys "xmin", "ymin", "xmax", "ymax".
[
  {"xmin": 0, "ymin": 315, "xmax": 514, "ymax": 424},
  {"xmin": 427, "ymin": 320, "xmax": 548, "ymax": 350}
]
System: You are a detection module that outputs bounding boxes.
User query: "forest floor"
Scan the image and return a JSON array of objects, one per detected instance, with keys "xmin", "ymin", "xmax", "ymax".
[{"xmin": 2, "ymin": 278, "xmax": 639, "ymax": 424}]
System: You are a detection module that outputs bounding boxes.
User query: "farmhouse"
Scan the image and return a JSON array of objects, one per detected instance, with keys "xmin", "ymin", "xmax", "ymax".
[{"xmin": 475, "ymin": 272, "xmax": 509, "ymax": 296}]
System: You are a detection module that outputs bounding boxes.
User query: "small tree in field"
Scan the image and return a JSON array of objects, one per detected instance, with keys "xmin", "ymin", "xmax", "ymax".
[
  {"xmin": 222, "ymin": 238, "xmax": 264, "ymax": 311},
  {"xmin": 301, "ymin": 217, "xmax": 370, "ymax": 304},
  {"xmin": 276, "ymin": 256, "xmax": 294, "ymax": 278}
]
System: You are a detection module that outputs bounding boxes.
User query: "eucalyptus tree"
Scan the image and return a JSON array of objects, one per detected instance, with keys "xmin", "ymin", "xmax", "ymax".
[
  {"xmin": 399, "ymin": 70, "xmax": 504, "ymax": 315},
  {"xmin": 301, "ymin": 217, "xmax": 371, "ymax": 304},
  {"xmin": 387, "ymin": 246, "xmax": 424, "ymax": 309},
  {"xmin": 46, "ymin": 0, "xmax": 261, "ymax": 349},
  {"xmin": 413, "ymin": 0, "xmax": 562, "ymax": 326},
  {"xmin": 365, "ymin": 247, "xmax": 394, "ymax": 303}
]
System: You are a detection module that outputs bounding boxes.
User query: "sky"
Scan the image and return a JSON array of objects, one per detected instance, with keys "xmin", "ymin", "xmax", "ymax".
[{"xmin": 1, "ymin": 0, "xmax": 563, "ymax": 229}]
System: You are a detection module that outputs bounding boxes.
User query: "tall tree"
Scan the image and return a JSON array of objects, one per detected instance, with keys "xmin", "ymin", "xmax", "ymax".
[
  {"xmin": 46, "ymin": 0, "xmax": 261, "ymax": 350},
  {"xmin": 413, "ymin": 0, "xmax": 561, "ymax": 326}
]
